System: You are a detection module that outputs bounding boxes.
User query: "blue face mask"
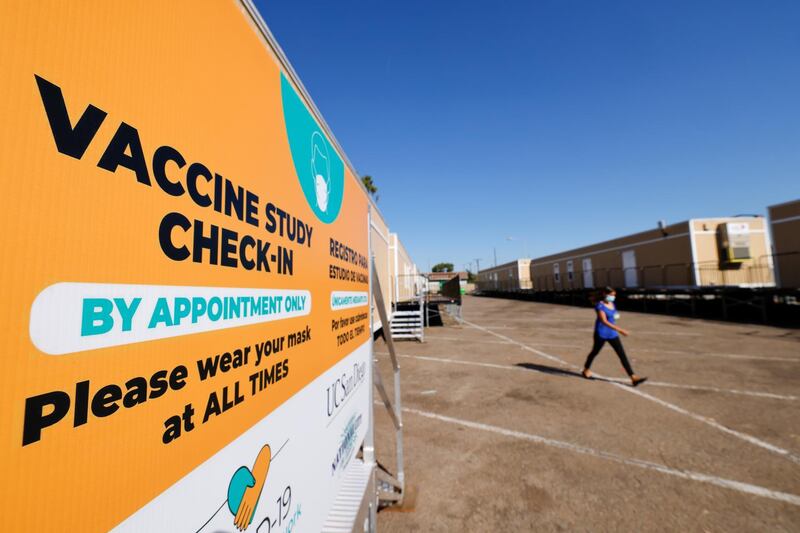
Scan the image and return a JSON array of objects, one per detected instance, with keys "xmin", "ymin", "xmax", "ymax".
[{"xmin": 605, "ymin": 295, "xmax": 616, "ymax": 303}]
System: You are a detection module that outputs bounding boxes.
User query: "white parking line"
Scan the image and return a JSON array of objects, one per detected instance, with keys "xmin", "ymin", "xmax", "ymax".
[
  {"xmin": 527, "ymin": 342, "xmax": 585, "ymax": 348},
  {"xmin": 458, "ymin": 318, "xmax": 800, "ymax": 465},
  {"xmin": 427, "ymin": 336, "xmax": 514, "ymax": 345},
  {"xmin": 631, "ymin": 379, "xmax": 798, "ymax": 401},
  {"xmin": 430, "ymin": 336, "xmax": 584, "ymax": 349},
  {"xmin": 380, "ymin": 353, "xmax": 527, "ymax": 373},
  {"xmin": 379, "ymin": 352, "xmax": 798, "ymax": 402},
  {"xmin": 699, "ymin": 352, "xmax": 799, "ymax": 363},
  {"xmin": 404, "ymin": 407, "xmax": 800, "ymax": 507},
  {"xmin": 470, "ymin": 322, "xmax": 703, "ymax": 336},
  {"xmin": 465, "ymin": 325, "xmax": 517, "ymax": 329},
  {"xmin": 647, "ymin": 349, "xmax": 799, "ymax": 363},
  {"xmin": 435, "ymin": 331, "xmax": 798, "ymax": 362}
]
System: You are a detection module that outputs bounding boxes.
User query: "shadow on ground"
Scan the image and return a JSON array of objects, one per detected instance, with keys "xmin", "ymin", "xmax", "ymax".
[{"xmin": 515, "ymin": 362, "xmax": 624, "ymax": 385}]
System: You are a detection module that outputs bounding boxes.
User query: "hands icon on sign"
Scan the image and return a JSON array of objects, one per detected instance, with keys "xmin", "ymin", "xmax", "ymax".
[
  {"xmin": 228, "ymin": 444, "xmax": 272, "ymax": 531},
  {"xmin": 195, "ymin": 439, "xmax": 288, "ymax": 533}
]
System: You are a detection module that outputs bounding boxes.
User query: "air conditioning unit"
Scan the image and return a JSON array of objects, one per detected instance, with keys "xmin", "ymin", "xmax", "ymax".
[{"xmin": 718, "ymin": 222, "xmax": 751, "ymax": 263}]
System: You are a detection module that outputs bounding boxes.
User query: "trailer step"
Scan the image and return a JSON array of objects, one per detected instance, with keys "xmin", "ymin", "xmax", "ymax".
[
  {"xmin": 389, "ymin": 298, "xmax": 424, "ymax": 341},
  {"xmin": 322, "ymin": 459, "xmax": 374, "ymax": 533}
]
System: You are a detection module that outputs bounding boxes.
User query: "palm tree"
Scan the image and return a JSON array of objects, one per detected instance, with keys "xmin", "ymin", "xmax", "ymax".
[{"xmin": 361, "ymin": 175, "xmax": 378, "ymax": 201}]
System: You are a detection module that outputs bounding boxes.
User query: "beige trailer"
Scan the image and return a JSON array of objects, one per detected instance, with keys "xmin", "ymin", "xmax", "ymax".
[
  {"xmin": 529, "ymin": 217, "xmax": 774, "ymax": 291},
  {"xmin": 477, "ymin": 259, "xmax": 532, "ymax": 292},
  {"xmin": 768, "ymin": 199, "xmax": 800, "ymax": 288},
  {"xmin": 371, "ymin": 209, "xmax": 422, "ymax": 331},
  {"xmin": 390, "ymin": 233, "xmax": 423, "ymax": 303},
  {"xmin": 370, "ymin": 206, "xmax": 393, "ymax": 330}
]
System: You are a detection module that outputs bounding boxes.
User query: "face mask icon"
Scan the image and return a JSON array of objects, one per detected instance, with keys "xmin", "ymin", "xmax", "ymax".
[
  {"xmin": 310, "ymin": 132, "xmax": 330, "ymax": 212},
  {"xmin": 315, "ymin": 173, "xmax": 329, "ymax": 212}
]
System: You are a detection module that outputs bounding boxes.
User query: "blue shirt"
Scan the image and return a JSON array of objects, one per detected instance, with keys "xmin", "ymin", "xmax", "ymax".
[{"xmin": 595, "ymin": 302, "xmax": 619, "ymax": 339}]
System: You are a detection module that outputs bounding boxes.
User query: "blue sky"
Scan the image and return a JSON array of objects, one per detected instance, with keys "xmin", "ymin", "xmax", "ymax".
[{"xmin": 255, "ymin": 0, "xmax": 800, "ymax": 272}]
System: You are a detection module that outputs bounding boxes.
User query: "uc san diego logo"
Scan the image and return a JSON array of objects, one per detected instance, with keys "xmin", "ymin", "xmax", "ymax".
[
  {"xmin": 281, "ymin": 73, "xmax": 344, "ymax": 224},
  {"xmin": 331, "ymin": 413, "xmax": 362, "ymax": 476}
]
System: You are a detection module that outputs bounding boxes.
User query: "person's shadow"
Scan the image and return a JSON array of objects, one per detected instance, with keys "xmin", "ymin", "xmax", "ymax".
[{"xmin": 515, "ymin": 362, "xmax": 616, "ymax": 384}]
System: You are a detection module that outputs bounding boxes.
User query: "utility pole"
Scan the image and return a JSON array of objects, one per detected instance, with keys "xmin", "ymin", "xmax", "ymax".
[
  {"xmin": 493, "ymin": 247, "xmax": 497, "ymax": 267},
  {"xmin": 474, "ymin": 258, "xmax": 482, "ymax": 273}
]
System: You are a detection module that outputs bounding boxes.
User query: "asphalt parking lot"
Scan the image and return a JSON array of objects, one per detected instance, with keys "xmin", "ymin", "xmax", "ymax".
[{"xmin": 374, "ymin": 295, "xmax": 800, "ymax": 532}]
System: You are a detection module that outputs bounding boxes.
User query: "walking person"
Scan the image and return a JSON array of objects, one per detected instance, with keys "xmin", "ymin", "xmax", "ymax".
[{"xmin": 581, "ymin": 287, "xmax": 648, "ymax": 387}]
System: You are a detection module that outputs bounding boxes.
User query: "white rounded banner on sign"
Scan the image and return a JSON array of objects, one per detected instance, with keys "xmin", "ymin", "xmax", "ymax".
[
  {"xmin": 329, "ymin": 291, "xmax": 369, "ymax": 311},
  {"xmin": 30, "ymin": 282, "xmax": 312, "ymax": 355}
]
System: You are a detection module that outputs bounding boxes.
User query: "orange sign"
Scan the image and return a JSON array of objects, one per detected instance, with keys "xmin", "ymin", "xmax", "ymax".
[{"xmin": 0, "ymin": 2, "xmax": 371, "ymax": 530}]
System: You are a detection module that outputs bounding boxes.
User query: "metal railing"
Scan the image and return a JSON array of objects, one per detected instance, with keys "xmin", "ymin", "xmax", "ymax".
[
  {"xmin": 393, "ymin": 273, "xmax": 428, "ymax": 306},
  {"xmin": 526, "ymin": 252, "xmax": 796, "ymax": 292},
  {"xmin": 475, "ymin": 279, "xmax": 533, "ymax": 292}
]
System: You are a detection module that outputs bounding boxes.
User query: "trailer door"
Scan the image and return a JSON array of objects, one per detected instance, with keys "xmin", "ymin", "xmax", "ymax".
[
  {"xmin": 622, "ymin": 250, "xmax": 638, "ymax": 287},
  {"xmin": 582, "ymin": 258, "xmax": 594, "ymax": 288}
]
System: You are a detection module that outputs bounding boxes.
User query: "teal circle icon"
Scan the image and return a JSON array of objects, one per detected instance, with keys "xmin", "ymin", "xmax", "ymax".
[{"xmin": 281, "ymin": 73, "xmax": 344, "ymax": 224}]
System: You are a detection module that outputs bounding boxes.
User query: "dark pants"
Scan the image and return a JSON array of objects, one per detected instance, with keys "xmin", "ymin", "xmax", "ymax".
[{"xmin": 584, "ymin": 333, "xmax": 635, "ymax": 376}]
